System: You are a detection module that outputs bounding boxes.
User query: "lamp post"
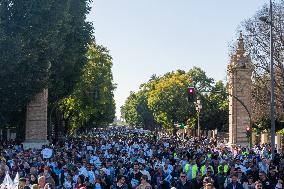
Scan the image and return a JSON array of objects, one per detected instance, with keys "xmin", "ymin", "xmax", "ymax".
[
  {"xmin": 259, "ymin": 0, "xmax": 275, "ymax": 159},
  {"xmin": 195, "ymin": 99, "xmax": 202, "ymax": 138}
]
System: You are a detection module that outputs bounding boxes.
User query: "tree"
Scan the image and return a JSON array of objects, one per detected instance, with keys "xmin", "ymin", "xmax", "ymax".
[
  {"xmin": 48, "ymin": 0, "xmax": 93, "ymax": 104},
  {"xmin": 0, "ymin": 0, "xmax": 93, "ymax": 130},
  {"xmin": 121, "ymin": 89, "xmax": 156, "ymax": 130},
  {"xmin": 121, "ymin": 75, "xmax": 160, "ymax": 129},
  {"xmin": 0, "ymin": 0, "xmax": 56, "ymax": 113},
  {"xmin": 239, "ymin": 1, "xmax": 284, "ymax": 130},
  {"xmin": 147, "ymin": 67, "xmax": 214, "ymax": 129},
  {"xmin": 201, "ymin": 81, "xmax": 229, "ymax": 131},
  {"xmin": 122, "ymin": 67, "xmax": 228, "ymax": 131},
  {"xmin": 59, "ymin": 43, "xmax": 116, "ymax": 133},
  {"xmin": 121, "ymin": 92, "xmax": 140, "ymax": 127},
  {"xmin": 147, "ymin": 71, "xmax": 191, "ymax": 129}
]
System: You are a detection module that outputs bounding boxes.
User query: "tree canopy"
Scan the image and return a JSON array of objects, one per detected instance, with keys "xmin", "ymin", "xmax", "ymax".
[
  {"xmin": 0, "ymin": 0, "xmax": 93, "ymax": 127},
  {"xmin": 59, "ymin": 43, "xmax": 116, "ymax": 133},
  {"xmin": 122, "ymin": 67, "xmax": 228, "ymax": 131},
  {"xmin": 239, "ymin": 1, "xmax": 284, "ymax": 131}
]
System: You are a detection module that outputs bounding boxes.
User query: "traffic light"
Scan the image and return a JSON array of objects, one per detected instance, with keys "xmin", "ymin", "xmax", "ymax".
[
  {"xmin": 187, "ymin": 87, "xmax": 196, "ymax": 102},
  {"xmin": 246, "ymin": 126, "xmax": 251, "ymax": 137}
]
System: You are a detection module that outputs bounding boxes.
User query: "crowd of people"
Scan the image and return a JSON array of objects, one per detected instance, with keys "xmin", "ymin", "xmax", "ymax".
[{"xmin": 0, "ymin": 127, "xmax": 282, "ymax": 189}]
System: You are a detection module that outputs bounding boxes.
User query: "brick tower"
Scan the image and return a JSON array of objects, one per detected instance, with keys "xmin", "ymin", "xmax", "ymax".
[
  {"xmin": 23, "ymin": 89, "xmax": 48, "ymax": 149},
  {"xmin": 227, "ymin": 33, "xmax": 253, "ymax": 146}
]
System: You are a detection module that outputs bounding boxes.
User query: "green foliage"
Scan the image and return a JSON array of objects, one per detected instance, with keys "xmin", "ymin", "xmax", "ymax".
[
  {"xmin": 121, "ymin": 90, "xmax": 156, "ymax": 129},
  {"xmin": 122, "ymin": 67, "xmax": 229, "ymax": 131},
  {"xmin": 200, "ymin": 81, "xmax": 229, "ymax": 131},
  {"xmin": 254, "ymin": 118, "xmax": 284, "ymax": 133},
  {"xmin": 148, "ymin": 71, "xmax": 191, "ymax": 128},
  {"xmin": 0, "ymin": 0, "xmax": 93, "ymax": 126},
  {"xmin": 187, "ymin": 117, "xmax": 197, "ymax": 129},
  {"xmin": 187, "ymin": 67, "xmax": 214, "ymax": 91},
  {"xmin": 277, "ymin": 128, "xmax": 284, "ymax": 135},
  {"xmin": 48, "ymin": 0, "xmax": 93, "ymax": 103},
  {"xmin": 136, "ymin": 91, "xmax": 156, "ymax": 130},
  {"xmin": 0, "ymin": 0, "xmax": 56, "ymax": 112},
  {"xmin": 59, "ymin": 42, "xmax": 116, "ymax": 132},
  {"xmin": 121, "ymin": 92, "xmax": 140, "ymax": 127}
]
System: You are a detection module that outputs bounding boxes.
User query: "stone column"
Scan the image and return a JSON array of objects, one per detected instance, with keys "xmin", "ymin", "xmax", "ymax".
[
  {"xmin": 23, "ymin": 89, "xmax": 48, "ymax": 149},
  {"xmin": 252, "ymin": 132, "xmax": 257, "ymax": 145},
  {"xmin": 276, "ymin": 135, "xmax": 281, "ymax": 152},
  {"xmin": 261, "ymin": 133, "xmax": 268, "ymax": 144},
  {"xmin": 227, "ymin": 32, "xmax": 253, "ymax": 146}
]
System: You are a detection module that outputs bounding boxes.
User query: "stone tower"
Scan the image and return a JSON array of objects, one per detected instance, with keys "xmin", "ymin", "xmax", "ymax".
[
  {"xmin": 23, "ymin": 89, "xmax": 48, "ymax": 149},
  {"xmin": 227, "ymin": 33, "xmax": 253, "ymax": 146}
]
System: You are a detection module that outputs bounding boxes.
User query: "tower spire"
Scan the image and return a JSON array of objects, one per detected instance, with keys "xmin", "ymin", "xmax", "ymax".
[{"xmin": 236, "ymin": 31, "xmax": 245, "ymax": 56}]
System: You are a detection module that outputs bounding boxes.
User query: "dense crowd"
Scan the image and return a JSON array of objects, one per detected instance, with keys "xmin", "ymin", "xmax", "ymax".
[{"xmin": 0, "ymin": 127, "xmax": 283, "ymax": 189}]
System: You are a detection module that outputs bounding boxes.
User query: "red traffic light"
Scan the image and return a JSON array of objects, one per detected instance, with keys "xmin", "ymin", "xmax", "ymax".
[
  {"xmin": 246, "ymin": 126, "xmax": 250, "ymax": 131},
  {"xmin": 187, "ymin": 87, "xmax": 196, "ymax": 102},
  {"xmin": 187, "ymin": 87, "xmax": 195, "ymax": 94}
]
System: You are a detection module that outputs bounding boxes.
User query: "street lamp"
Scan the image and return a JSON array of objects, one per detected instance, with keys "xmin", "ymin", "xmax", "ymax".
[
  {"xmin": 259, "ymin": 0, "xmax": 275, "ymax": 159},
  {"xmin": 195, "ymin": 99, "xmax": 202, "ymax": 138}
]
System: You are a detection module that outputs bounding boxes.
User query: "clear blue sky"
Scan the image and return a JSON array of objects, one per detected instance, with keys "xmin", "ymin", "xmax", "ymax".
[{"xmin": 87, "ymin": 0, "xmax": 268, "ymax": 117}]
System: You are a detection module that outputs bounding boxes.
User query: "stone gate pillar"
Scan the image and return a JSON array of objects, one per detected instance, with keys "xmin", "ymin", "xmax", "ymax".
[
  {"xmin": 23, "ymin": 89, "xmax": 48, "ymax": 149},
  {"xmin": 227, "ymin": 33, "xmax": 253, "ymax": 146}
]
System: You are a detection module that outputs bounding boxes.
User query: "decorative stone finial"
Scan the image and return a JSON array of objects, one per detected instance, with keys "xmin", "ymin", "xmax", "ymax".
[
  {"xmin": 228, "ymin": 31, "xmax": 253, "ymax": 72},
  {"xmin": 236, "ymin": 31, "xmax": 245, "ymax": 56}
]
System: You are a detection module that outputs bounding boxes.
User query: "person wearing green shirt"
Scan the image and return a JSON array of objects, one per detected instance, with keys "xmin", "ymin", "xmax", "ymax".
[
  {"xmin": 184, "ymin": 158, "xmax": 198, "ymax": 180},
  {"xmin": 201, "ymin": 160, "xmax": 214, "ymax": 176}
]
